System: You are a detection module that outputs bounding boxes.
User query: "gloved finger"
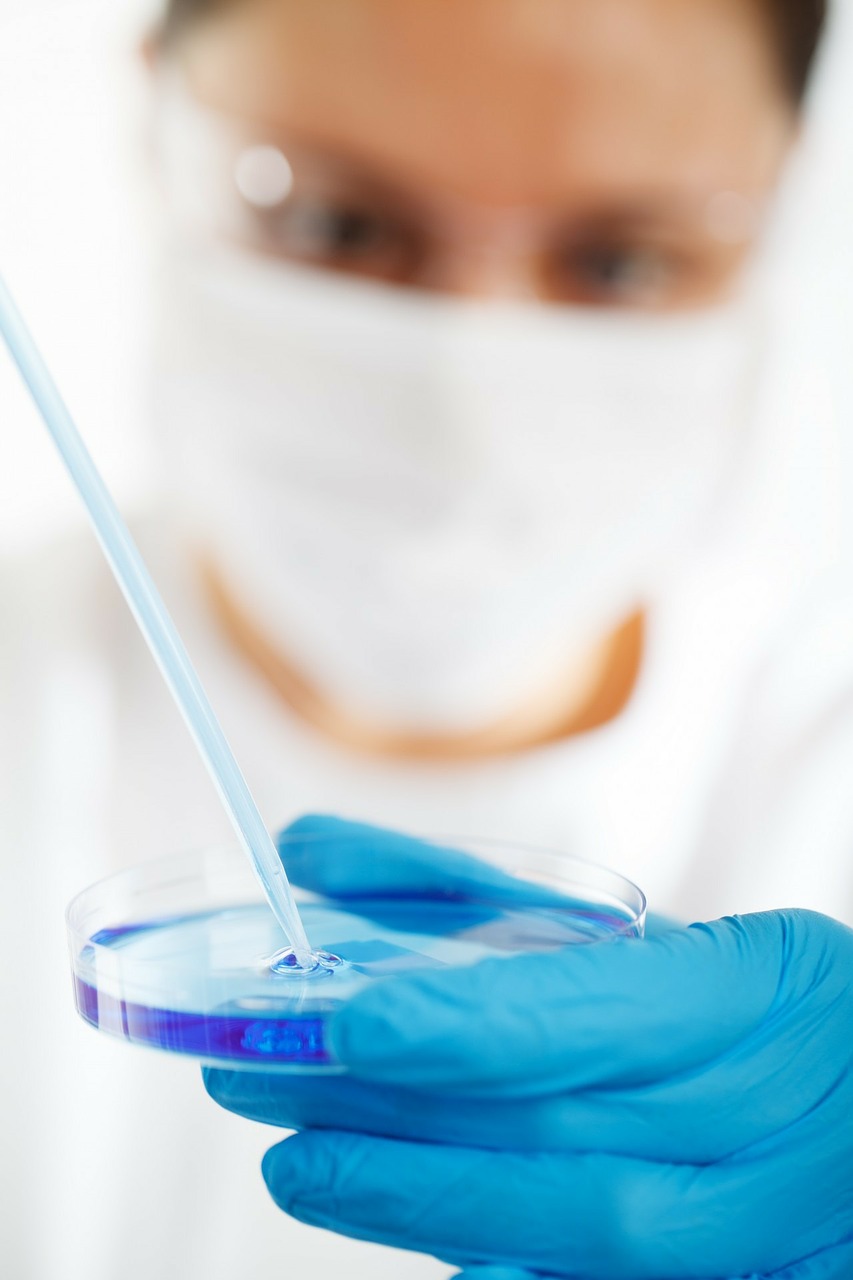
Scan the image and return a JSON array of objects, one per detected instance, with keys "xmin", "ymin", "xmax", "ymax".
[
  {"xmin": 330, "ymin": 913, "xmax": 789, "ymax": 1093},
  {"xmin": 279, "ymin": 814, "xmax": 590, "ymax": 910},
  {"xmin": 205, "ymin": 1066, "xmax": 647, "ymax": 1155},
  {"xmin": 260, "ymin": 1129, "xmax": 816, "ymax": 1279},
  {"xmin": 204, "ymin": 1040, "xmax": 831, "ymax": 1163}
]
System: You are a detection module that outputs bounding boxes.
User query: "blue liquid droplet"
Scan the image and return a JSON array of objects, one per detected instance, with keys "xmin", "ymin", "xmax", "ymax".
[{"xmin": 267, "ymin": 948, "xmax": 344, "ymax": 977}]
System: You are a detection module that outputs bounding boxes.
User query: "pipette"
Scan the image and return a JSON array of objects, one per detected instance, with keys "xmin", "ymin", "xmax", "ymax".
[{"xmin": 0, "ymin": 274, "xmax": 313, "ymax": 966}]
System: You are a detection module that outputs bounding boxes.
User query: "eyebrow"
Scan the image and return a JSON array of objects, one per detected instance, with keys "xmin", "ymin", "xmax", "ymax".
[
  {"xmin": 565, "ymin": 202, "xmax": 718, "ymax": 233},
  {"xmin": 243, "ymin": 126, "xmax": 430, "ymax": 210},
  {"xmin": 238, "ymin": 122, "xmax": 740, "ymax": 234}
]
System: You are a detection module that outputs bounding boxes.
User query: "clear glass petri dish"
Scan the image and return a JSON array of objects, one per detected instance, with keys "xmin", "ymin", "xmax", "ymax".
[{"xmin": 67, "ymin": 836, "xmax": 645, "ymax": 1074}]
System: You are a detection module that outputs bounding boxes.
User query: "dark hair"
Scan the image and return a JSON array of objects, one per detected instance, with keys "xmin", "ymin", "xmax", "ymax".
[
  {"xmin": 765, "ymin": 0, "xmax": 828, "ymax": 100},
  {"xmin": 161, "ymin": 0, "xmax": 828, "ymax": 103}
]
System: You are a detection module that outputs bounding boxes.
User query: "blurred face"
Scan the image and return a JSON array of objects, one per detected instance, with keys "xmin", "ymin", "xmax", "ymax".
[
  {"xmin": 165, "ymin": 0, "xmax": 797, "ymax": 309},
  {"xmin": 151, "ymin": 0, "xmax": 802, "ymax": 754}
]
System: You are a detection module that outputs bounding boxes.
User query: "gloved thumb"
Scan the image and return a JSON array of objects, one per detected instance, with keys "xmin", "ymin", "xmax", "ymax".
[{"xmin": 331, "ymin": 911, "xmax": 793, "ymax": 1092}]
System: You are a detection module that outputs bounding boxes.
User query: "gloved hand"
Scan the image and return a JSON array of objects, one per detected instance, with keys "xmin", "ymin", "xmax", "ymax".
[{"xmin": 205, "ymin": 816, "xmax": 853, "ymax": 1279}]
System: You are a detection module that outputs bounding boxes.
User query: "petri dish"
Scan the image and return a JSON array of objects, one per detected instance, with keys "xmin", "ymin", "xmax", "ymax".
[{"xmin": 67, "ymin": 836, "xmax": 645, "ymax": 1074}]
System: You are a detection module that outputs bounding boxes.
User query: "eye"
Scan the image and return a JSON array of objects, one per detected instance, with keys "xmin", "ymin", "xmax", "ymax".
[
  {"xmin": 239, "ymin": 190, "xmax": 425, "ymax": 283},
  {"xmin": 547, "ymin": 241, "xmax": 683, "ymax": 308},
  {"xmin": 283, "ymin": 202, "xmax": 393, "ymax": 256}
]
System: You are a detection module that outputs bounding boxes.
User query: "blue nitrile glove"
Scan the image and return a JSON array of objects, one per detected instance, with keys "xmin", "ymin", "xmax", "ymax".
[{"xmin": 206, "ymin": 816, "xmax": 853, "ymax": 1279}]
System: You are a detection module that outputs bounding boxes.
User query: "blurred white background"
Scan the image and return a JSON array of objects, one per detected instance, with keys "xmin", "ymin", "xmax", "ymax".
[
  {"xmin": 0, "ymin": 0, "xmax": 159, "ymax": 555},
  {"xmin": 2, "ymin": 0, "xmax": 853, "ymax": 558}
]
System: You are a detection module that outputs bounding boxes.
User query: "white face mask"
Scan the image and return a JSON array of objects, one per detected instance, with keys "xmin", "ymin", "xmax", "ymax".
[{"xmin": 149, "ymin": 242, "xmax": 762, "ymax": 734}]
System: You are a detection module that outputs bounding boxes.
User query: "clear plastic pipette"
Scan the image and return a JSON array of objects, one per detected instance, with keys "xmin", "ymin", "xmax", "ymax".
[{"xmin": 0, "ymin": 274, "xmax": 313, "ymax": 963}]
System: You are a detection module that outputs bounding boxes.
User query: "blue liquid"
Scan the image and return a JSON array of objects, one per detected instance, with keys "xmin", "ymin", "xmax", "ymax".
[
  {"xmin": 74, "ymin": 974, "xmax": 334, "ymax": 1065},
  {"xmin": 72, "ymin": 897, "xmax": 639, "ymax": 1070}
]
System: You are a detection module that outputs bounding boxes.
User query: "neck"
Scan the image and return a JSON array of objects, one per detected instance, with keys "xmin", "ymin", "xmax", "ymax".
[{"xmin": 201, "ymin": 556, "xmax": 645, "ymax": 761}]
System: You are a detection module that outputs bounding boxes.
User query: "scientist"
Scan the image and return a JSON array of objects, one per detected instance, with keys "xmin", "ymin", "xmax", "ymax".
[{"xmin": 2, "ymin": 0, "xmax": 852, "ymax": 1278}]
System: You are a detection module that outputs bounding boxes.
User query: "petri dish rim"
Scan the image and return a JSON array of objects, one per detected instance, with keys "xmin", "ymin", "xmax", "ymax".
[
  {"xmin": 66, "ymin": 836, "xmax": 647, "ymax": 956},
  {"xmin": 66, "ymin": 837, "xmax": 646, "ymax": 1071}
]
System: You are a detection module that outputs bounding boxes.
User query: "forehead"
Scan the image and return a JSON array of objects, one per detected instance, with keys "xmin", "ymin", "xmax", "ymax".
[{"xmin": 178, "ymin": 0, "xmax": 793, "ymax": 206}]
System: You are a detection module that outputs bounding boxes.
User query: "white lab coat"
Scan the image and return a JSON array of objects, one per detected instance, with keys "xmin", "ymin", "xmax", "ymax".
[{"xmin": 2, "ymin": 314, "xmax": 853, "ymax": 1280}]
